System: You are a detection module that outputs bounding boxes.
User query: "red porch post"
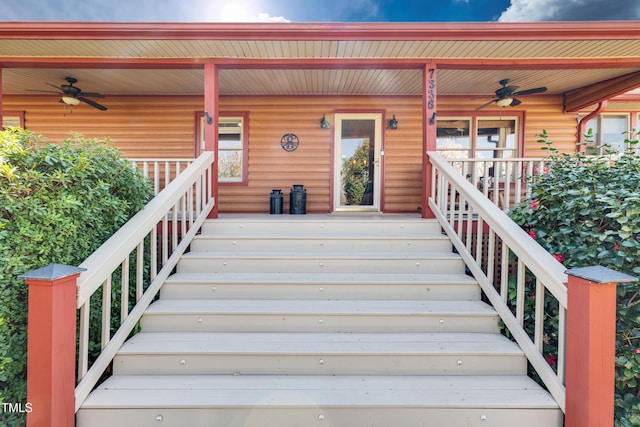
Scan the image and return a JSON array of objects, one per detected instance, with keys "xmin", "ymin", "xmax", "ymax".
[
  {"xmin": 565, "ymin": 266, "xmax": 636, "ymax": 427},
  {"xmin": 422, "ymin": 63, "xmax": 437, "ymax": 218},
  {"xmin": 0, "ymin": 65, "xmax": 4, "ymax": 126},
  {"xmin": 204, "ymin": 62, "xmax": 219, "ymax": 218},
  {"xmin": 19, "ymin": 264, "xmax": 85, "ymax": 427}
]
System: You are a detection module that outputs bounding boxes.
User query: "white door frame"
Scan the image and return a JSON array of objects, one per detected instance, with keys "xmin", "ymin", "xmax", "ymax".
[{"xmin": 333, "ymin": 113, "xmax": 383, "ymax": 212}]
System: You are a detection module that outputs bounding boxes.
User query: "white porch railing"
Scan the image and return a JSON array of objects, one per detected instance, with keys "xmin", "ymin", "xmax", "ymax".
[
  {"xmin": 130, "ymin": 158, "xmax": 196, "ymax": 194},
  {"xmin": 74, "ymin": 152, "xmax": 215, "ymax": 412},
  {"xmin": 428, "ymin": 151, "xmax": 568, "ymax": 412},
  {"xmin": 445, "ymin": 157, "xmax": 550, "ymax": 212}
]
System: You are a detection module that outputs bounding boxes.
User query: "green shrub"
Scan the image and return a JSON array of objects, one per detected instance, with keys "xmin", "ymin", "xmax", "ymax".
[
  {"xmin": 509, "ymin": 130, "xmax": 640, "ymax": 426},
  {"xmin": 0, "ymin": 129, "xmax": 153, "ymax": 426}
]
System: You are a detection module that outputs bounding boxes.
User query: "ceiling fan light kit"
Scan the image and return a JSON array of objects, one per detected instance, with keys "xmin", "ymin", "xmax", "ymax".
[
  {"xmin": 61, "ymin": 96, "xmax": 81, "ymax": 106},
  {"xmin": 495, "ymin": 97, "xmax": 513, "ymax": 108}
]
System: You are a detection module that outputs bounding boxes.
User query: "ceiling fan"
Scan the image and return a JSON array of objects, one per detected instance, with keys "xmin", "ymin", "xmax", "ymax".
[
  {"xmin": 476, "ymin": 79, "xmax": 547, "ymax": 110},
  {"xmin": 27, "ymin": 77, "xmax": 108, "ymax": 111}
]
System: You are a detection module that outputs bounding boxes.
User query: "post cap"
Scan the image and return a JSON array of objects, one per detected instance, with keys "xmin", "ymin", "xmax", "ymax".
[
  {"xmin": 18, "ymin": 263, "xmax": 86, "ymax": 281},
  {"xmin": 566, "ymin": 265, "xmax": 637, "ymax": 284}
]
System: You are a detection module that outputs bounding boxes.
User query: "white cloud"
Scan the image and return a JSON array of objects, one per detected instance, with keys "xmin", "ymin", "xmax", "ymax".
[
  {"xmin": 498, "ymin": 0, "xmax": 640, "ymax": 21},
  {"xmin": 253, "ymin": 13, "xmax": 290, "ymax": 23}
]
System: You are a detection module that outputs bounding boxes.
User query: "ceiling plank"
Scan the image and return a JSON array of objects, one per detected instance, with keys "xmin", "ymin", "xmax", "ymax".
[{"xmin": 564, "ymin": 71, "xmax": 640, "ymax": 112}]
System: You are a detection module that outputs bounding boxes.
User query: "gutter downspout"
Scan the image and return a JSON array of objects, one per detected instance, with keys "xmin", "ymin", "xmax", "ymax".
[{"xmin": 576, "ymin": 100, "xmax": 607, "ymax": 153}]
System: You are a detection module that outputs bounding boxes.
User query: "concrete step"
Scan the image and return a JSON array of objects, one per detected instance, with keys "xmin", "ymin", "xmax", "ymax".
[
  {"xmin": 189, "ymin": 233, "xmax": 452, "ymax": 253},
  {"xmin": 113, "ymin": 332, "xmax": 527, "ymax": 376},
  {"xmin": 77, "ymin": 375, "xmax": 563, "ymax": 427},
  {"xmin": 200, "ymin": 216, "xmax": 442, "ymax": 235},
  {"xmin": 160, "ymin": 272, "xmax": 481, "ymax": 301},
  {"xmin": 177, "ymin": 251, "xmax": 466, "ymax": 274},
  {"xmin": 140, "ymin": 299, "xmax": 500, "ymax": 333}
]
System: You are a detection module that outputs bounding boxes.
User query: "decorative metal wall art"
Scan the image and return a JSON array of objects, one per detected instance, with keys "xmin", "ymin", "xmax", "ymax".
[{"xmin": 280, "ymin": 133, "xmax": 300, "ymax": 152}]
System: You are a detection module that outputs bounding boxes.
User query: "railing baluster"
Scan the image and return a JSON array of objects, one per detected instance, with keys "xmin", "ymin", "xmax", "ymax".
[
  {"xmin": 503, "ymin": 161, "xmax": 512, "ymax": 211},
  {"xmin": 153, "ymin": 161, "xmax": 160, "ymax": 194},
  {"xmin": 162, "ymin": 214, "xmax": 169, "ymax": 264},
  {"xmin": 101, "ymin": 277, "xmax": 112, "ymax": 350},
  {"xmin": 534, "ymin": 278, "xmax": 545, "ymax": 352},
  {"xmin": 164, "ymin": 161, "xmax": 171, "ymax": 189},
  {"xmin": 136, "ymin": 240, "xmax": 144, "ymax": 301},
  {"xmin": 150, "ymin": 225, "xmax": 158, "ymax": 280},
  {"xmin": 121, "ymin": 256, "xmax": 130, "ymax": 322},
  {"xmin": 557, "ymin": 306, "xmax": 567, "ymax": 381},
  {"xmin": 516, "ymin": 260, "xmax": 526, "ymax": 325},
  {"xmin": 501, "ymin": 240, "xmax": 509, "ymax": 303},
  {"xmin": 78, "ymin": 303, "xmax": 90, "ymax": 380}
]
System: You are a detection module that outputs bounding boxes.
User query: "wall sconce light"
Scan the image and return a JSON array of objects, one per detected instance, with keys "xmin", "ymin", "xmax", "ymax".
[
  {"xmin": 204, "ymin": 111, "xmax": 213, "ymax": 125},
  {"xmin": 320, "ymin": 114, "xmax": 330, "ymax": 129},
  {"xmin": 388, "ymin": 114, "xmax": 398, "ymax": 130},
  {"xmin": 495, "ymin": 98, "xmax": 513, "ymax": 108}
]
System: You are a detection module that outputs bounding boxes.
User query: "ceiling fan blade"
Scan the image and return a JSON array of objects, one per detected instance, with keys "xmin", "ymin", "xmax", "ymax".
[
  {"xmin": 45, "ymin": 82, "xmax": 62, "ymax": 91},
  {"xmin": 513, "ymin": 86, "xmax": 547, "ymax": 96},
  {"xmin": 476, "ymin": 99, "xmax": 497, "ymax": 110},
  {"xmin": 79, "ymin": 92, "xmax": 105, "ymax": 98},
  {"xmin": 510, "ymin": 98, "xmax": 522, "ymax": 107},
  {"xmin": 25, "ymin": 89, "xmax": 62, "ymax": 94},
  {"xmin": 79, "ymin": 97, "xmax": 108, "ymax": 111}
]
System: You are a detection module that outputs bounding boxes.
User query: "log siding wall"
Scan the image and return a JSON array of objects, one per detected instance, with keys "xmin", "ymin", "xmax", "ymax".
[{"xmin": 3, "ymin": 94, "xmax": 577, "ymax": 213}]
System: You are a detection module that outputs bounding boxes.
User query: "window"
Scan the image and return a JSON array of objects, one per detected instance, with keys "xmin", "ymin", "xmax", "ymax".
[
  {"xmin": 437, "ymin": 115, "xmax": 520, "ymax": 160},
  {"xmin": 579, "ymin": 113, "xmax": 630, "ymax": 154},
  {"xmin": 2, "ymin": 111, "xmax": 25, "ymax": 130},
  {"xmin": 197, "ymin": 112, "xmax": 248, "ymax": 184}
]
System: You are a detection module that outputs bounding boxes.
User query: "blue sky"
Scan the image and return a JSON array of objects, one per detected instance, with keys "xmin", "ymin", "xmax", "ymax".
[{"xmin": 0, "ymin": 0, "xmax": 639, "ymax": 22}]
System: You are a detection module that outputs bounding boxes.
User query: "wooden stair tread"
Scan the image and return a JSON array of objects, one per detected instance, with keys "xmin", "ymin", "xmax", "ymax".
[
  {"xmin": 117, "ymin": 332, "xmax": 523, "ymax": 355},
  {"xmin": 164, "ymin": 271, "xmax": 478, "ymax": 284},
  {"xmin": 145, "ymin": 299, "xmax": 497, "ymax": 316},
  {"xmin": 82, "ymin": 375, "xmax": 558, "ymax": 409},
  {"xmin": 181, "ymin": 251, "xmax": 462, "ymax": 260}
]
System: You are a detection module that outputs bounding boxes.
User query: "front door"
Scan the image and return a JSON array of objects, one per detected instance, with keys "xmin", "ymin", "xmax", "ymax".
[{"xmin": 333, "ymin": 113, "xmax": 382, "ymax": 212}]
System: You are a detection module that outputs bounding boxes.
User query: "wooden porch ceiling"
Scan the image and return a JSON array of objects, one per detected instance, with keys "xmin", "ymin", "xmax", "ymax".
[
  {"xmin": 1, "ymin": 22, "xmax": 640, "ymax": 107},
  {"xmin": 4, "ymin": 67, "xmax": 639, "ymax": 100}
]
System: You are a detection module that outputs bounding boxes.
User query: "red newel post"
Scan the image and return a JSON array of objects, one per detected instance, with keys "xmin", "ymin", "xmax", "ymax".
[
  {"xmin": 565, "ymin": 266, "xmax": 636, "ymax": 427},
  {"xmin": 20, "ymin": 264, "xmax": 86, "ymax": 427}
]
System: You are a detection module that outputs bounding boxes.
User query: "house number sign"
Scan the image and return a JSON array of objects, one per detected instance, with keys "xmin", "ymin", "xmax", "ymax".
[{"xmin": 280, "ymin": 133, "xmax": 300, "ymax": 152}]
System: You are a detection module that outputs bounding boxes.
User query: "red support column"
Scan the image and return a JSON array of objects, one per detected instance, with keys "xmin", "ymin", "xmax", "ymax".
[
  {"xmin": 1, "ymin": 65, "xmax": 4, "ymax": 126},
  {"xmin": 422, "ymin": 63, "xmax": 437, "ymax": 218},
  {"xmin": 204, "ymin": 62, "xmax": 219, "ymax": 218},
  {"xmin": 20, "ymin": 264, "xmax": 85, "ymax": 427},
  {"xmin": 565, "ymin": 266, "xmax": 636, "ymax": 427}
]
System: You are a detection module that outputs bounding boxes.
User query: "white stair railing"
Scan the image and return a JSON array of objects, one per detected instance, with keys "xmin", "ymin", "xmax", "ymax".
[
  {"xmin": 74, "ymin": 152, "xmax": 215, "ymax": 412},
  {"xmin": 445, "ymin": 157, "xmax": 550, "ymax": 212},
  {"xmin": 428, "ymin": 151, "xmax": 568, "ymax": 412},
  {"xmin": 130, "ymin": 158, "xmax": 195, "ymax": 195}
]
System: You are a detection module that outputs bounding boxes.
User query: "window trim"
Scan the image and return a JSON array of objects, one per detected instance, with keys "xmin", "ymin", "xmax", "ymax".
[
  {"xmin": 436, "ymin": 110, "xmax": 525, "ymax": 158},
  {"xmin": 195, "ymin": 111, "xmax": 249, "ymax": 186},
  {"xmin": 578, "ymin": 112, "xmax": 631, "ymax": 154}
]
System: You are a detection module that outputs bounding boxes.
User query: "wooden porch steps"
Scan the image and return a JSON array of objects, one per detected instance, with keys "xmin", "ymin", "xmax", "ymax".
[{"xmin": 76, "ymin": 215, "xmax": 562, "ymax": 427}]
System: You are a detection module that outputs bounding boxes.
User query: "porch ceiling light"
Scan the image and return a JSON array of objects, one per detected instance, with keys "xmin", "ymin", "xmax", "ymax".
[
  {"xmin": 61, "ymin": 96, "xmax": 81, "ymax": 106},
  {"xmin": 496, "ymin": 97, "xmax": 513, "ymax": 108},
  {"xmin": 320, "ymin": 114, "xmax": 330, "ymax": 129}
]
